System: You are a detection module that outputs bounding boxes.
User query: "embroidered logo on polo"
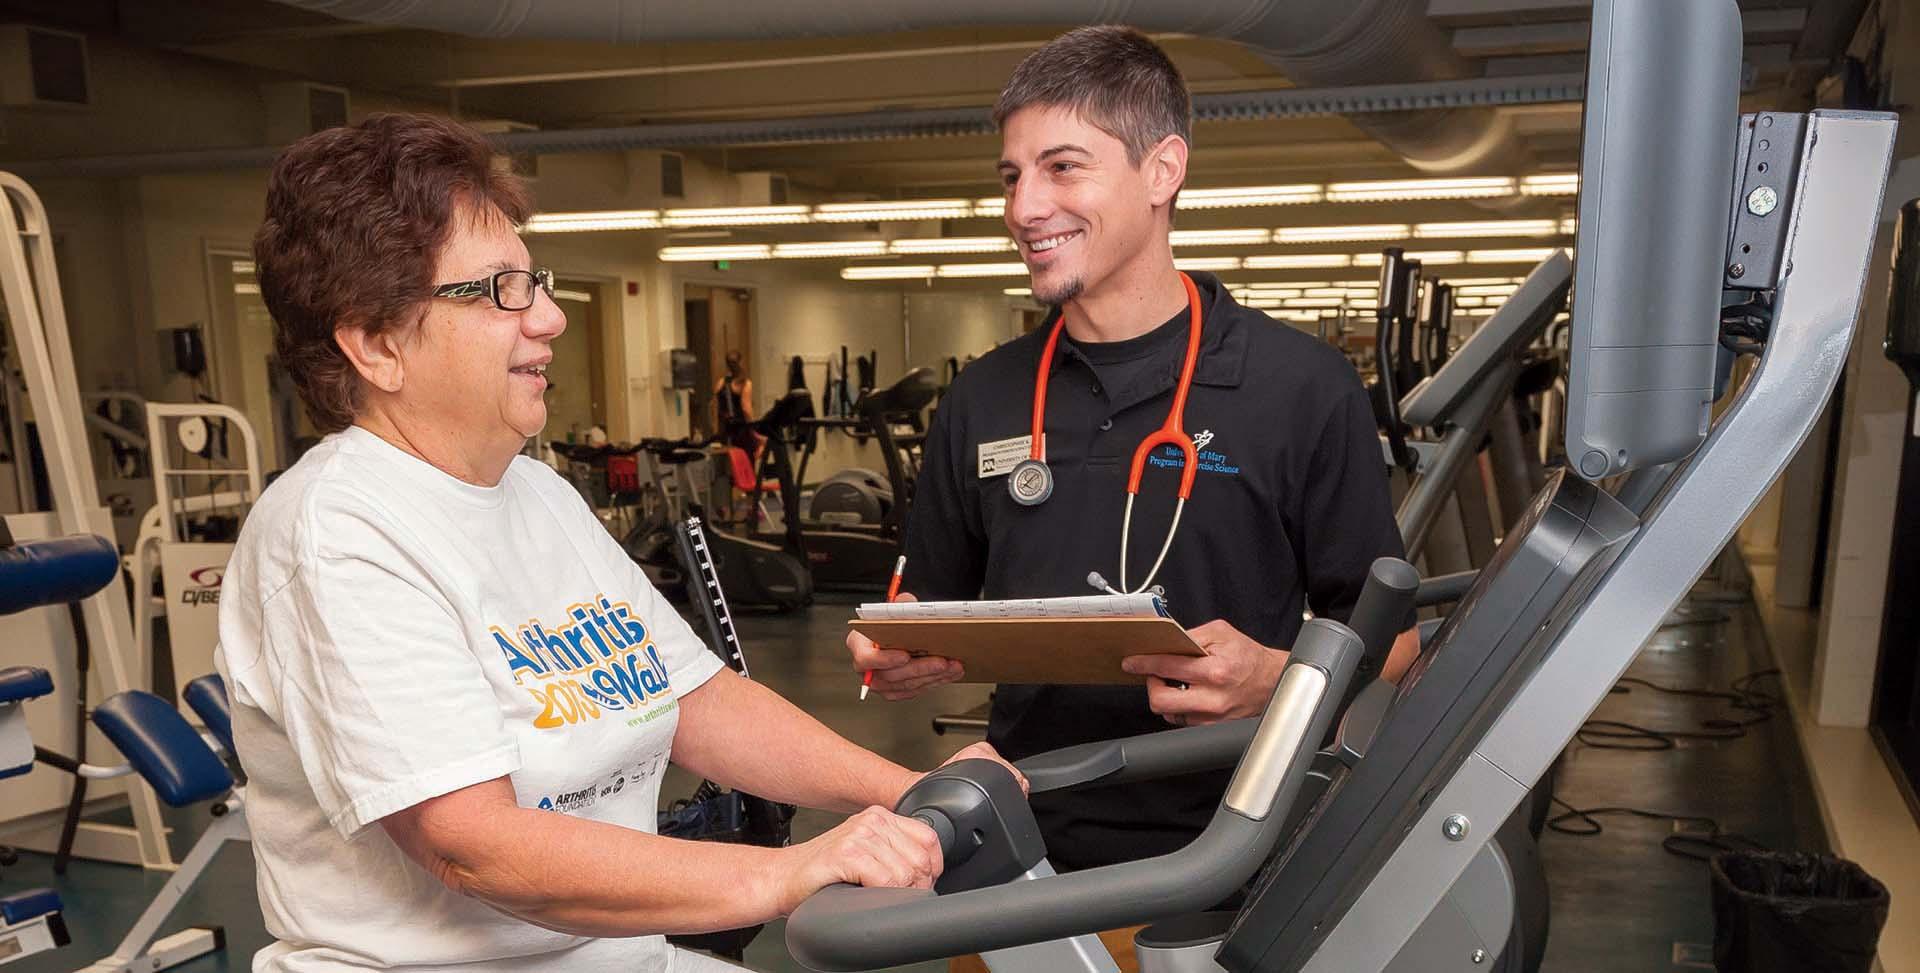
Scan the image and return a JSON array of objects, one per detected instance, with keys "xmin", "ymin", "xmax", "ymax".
[
  {"xmin": 489, "ymin": 595, "xmax": 678, "ymax": 731},
  {"xmin": 1147, "ymin": 430, "xmax": 1241, "ymax": 476}
]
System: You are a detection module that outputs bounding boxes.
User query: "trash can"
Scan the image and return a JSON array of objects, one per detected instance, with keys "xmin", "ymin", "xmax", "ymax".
[{"xmin": 1710, "ymin": 851, "xmax": 1890, "ymax": 973}]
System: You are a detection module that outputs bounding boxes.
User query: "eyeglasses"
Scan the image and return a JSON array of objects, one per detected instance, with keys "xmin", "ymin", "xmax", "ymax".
[{"xmin": 432, "ymin": 268, "xmax": 555, "ymax": 312}]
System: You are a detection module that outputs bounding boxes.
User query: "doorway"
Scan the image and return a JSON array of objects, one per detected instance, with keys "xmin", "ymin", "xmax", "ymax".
[
  {"xmin": 545, "ymin": 277, "xmax": 607, "ymax": 444},
  {"xmin": 209, "ymin": 250, "xmax": 307, "ymax": 471},
  {"xmin": 683, "ymin": 284, "xmax": 754, "ymax": 438}
]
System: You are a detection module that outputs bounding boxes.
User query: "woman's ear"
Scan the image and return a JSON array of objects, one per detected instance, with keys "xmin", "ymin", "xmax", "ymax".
[{"xmin": 334, "ymin": 318, "xmax": 405, "ymax": 394}]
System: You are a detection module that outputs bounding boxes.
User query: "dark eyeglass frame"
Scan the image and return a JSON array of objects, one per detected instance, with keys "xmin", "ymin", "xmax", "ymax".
[{"xmin": 431, "ymin": 268, "xmax": 555, "ymax": 312}]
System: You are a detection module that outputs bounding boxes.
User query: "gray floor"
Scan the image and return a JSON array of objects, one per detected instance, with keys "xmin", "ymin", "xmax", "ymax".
[{"xmin": 2, "ymin": 585, "xmax": 1820, "ymax": 973}]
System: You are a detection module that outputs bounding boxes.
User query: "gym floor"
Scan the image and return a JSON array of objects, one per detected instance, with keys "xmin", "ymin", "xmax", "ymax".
[{"xmin": 2, "ymin": 581, "xmax": 1818, "ymax": 973}]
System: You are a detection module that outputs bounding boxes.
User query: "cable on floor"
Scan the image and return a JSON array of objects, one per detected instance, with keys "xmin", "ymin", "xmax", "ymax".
[
  {"xmin": 1573, "ymin": 669, "xmax": 1781, "ymax": 751},
  {"xmin": 1549, "ymin": 669, "xmax": 1783, "ymax": 861}
]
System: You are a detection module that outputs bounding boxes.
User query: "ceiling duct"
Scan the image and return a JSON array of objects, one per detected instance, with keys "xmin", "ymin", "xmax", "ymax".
[
  {"xmin": 2, "ymin": 74, "xmax": 1579, "ymax": 180},
  {"xmin": 273, "ymin": 0, "xmax": 1530, "ymax": 174}
]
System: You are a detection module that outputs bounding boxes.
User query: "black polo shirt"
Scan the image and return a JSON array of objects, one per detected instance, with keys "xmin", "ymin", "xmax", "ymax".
[{"xmin": 902, "ymin": 272, "xmax": 1404, "ymax": 872}]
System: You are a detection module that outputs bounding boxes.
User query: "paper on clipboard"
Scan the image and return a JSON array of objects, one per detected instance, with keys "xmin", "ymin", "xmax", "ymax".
[{"xmin": 854, "ymin": 592, "xmax": 1168, "ymax": 621}]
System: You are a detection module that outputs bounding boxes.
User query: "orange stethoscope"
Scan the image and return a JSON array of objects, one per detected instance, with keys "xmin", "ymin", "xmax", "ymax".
[{"xmin": 1007, "ymin": 272, "xmax": 1206, "ymax": 595}]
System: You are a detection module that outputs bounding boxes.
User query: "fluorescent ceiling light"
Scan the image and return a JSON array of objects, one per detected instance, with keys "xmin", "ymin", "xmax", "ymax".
[
  {"xmin": 891, "ymin": 237, "xmax": 1015, "ymax": 255},
  {"xmin": 231, "ymin": 260, "xmax": 256, "ymax": 274},
  {"xmin": 1284, "ymin": 297, "xmax": 1345, "ymax": 308},
  {"xmin": 1173, "ymin": 257, "xmax": 1243, "ymax": 272},
  {"xmin": 524, "ymin": 210, "xmax": 663, "ymax": 232},
  {"xmin": 1352, "ymin": 250, "xmax": 1464, "ymax": 267},
  {"xmin": 841, "ymin": 265, "xmax": 936, "ymax": 280},
  {"xmin": 1244, "ymin": 280, "xmax": 1341, "ymax": 291},
  {"xmin": 552, "ymin": 288, "xmax": 594, "ymax": 303},
  {"xmin": 1414, "ymin": 220, "xmax": 1561, "ymax": 239},
  {"xmin": 1348, "ymin": 299, "xmax": 1378, "ymax": 310},
  {"xmin": 1275, "ymin": 310, "xmax": 1326, "ymax": 323},
  {"xmin": 1239, "ymin": 288, "xmax": 1302, "ymax": 299},
  {"xmin": 658, "ymin": 244, "xmax": 772, "ymax": 262},
  {"xmin": 1455, "ymin": 296, "xmax": 1484, "ymax": 307},
  {"xmin": 1466, "ymin": 247, "xmax": 1560, "ymax": 264},
  {"xmin": 1177, "ymin": 184, "xmax": 1322, "ymax": 210},
  {"xmin": 529, "ymin": 174, "xmax": 1582, "ymax": 234},
  {"xmin": 1245, "ymin": 254, "xmax": 1354, "ymax": 270},
  {"xmin": 1004, "ymin": 287, "xmax": 1032, "ymax": 297},
  {"xmin": 1456, "ymin": 284, "xmax": 1520, "ymax": 297},
  {"xmin": 937, "ymin": 262, "xmax": 1029, "ymax": 278},
  {"xmin": 1326, "ymin": 177, "xmax": 1516, "ymax": 203},
  {"xmin": 1560, "ymin": 218, "xmax": 1579, "ymax": 235},
  {"xmin": 1430, "ymin": 276, "xmax": 1525, "ymax": 287},
  {"xmin": 1275, "ymin": 224, "xmax": 1408, "ymax": 244},
  {"xmin": 233, "ymin": 282, "xmax": 260, "ymax": 295},
  {"xmin": 771, "ymin": 241, "xmax": 890, "ymax": 259},
  {"xmin": 814, "ymin": 199, "xmax": 974, "ymax": 222},
  {"xmin": 662, "ymin": 205, "xmax": 810, "ymax": 227},
  {"xmin": 1245, "ymin": 298, "xmax": 1286, "ymax": 309},
  {"xmin": 1170, "ymin": 229, "xmax": 1272, "ymax": 247},
  {"xmin": 1521, "ymin": 173, "xmax": 1581, "ymax": 196}
]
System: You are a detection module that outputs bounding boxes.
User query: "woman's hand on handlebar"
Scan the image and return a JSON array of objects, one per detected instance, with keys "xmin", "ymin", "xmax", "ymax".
[
  {"xmin": 846, "ymin": 593, "xmax": 966, "ymax": 700},
  {"xmin": 767, "ymin": 806, "xmax": 943, "ymax": 915}
]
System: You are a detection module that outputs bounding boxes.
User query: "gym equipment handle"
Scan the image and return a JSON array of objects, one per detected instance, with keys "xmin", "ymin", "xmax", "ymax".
[{"xmin": 785, "ymin": 618, "xmax": 1364, "ymax": 972}]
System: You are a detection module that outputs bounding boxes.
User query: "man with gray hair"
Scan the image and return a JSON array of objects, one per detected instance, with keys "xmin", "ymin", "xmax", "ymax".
[{"xmin": 850, "ymin": 26, "xmax": 1416, "ymax": 874}]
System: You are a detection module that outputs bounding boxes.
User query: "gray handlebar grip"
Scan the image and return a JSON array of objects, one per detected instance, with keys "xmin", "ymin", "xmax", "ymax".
[
  {"xmin": 1413, "ymin": 568, "xmax": 1477, "ymax": 608},
  {"xmin": 1343, "ymin": 557, "xmax": 1420, "ymax": 697},
  {"xmin": 1017, "ymin": 719, "xmax": 1260, "ymax": 794}
]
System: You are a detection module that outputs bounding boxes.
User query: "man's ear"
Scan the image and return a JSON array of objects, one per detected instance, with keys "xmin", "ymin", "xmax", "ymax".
[
  {"xmin": 1144, "ymin": 134, "xmax": 1189, "ymax": 210},
  {"xmin": 333, "ymin": 317, "xmax": 405, "ymax": 394}
]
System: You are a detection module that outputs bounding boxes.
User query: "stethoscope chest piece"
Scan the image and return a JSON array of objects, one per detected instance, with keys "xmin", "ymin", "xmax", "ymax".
[{"xmin": 1008, "ymin": 458, "xmax": 1054, "ymax": 506}]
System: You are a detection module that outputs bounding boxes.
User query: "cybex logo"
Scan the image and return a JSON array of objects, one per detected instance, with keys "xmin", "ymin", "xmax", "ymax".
[{"xmin": 180, "ymin": 565, "xmax": 225, "ymax": 606}]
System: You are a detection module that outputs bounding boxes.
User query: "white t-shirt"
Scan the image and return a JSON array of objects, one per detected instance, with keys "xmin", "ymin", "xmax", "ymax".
[{"xmin": 216, "ymin": 425, "xmax": 725, "ymax": 972}]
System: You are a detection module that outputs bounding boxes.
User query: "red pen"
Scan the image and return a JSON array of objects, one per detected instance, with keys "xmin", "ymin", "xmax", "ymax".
[{"xmin": 861, "ymin": 555, "xmax": 907, "ymax": 701}]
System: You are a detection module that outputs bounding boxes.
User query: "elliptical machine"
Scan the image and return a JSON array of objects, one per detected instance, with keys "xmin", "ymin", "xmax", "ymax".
[
  {"xmin": 751, "ymin": 370, "xmax": 937, "ymax": 591},
  {"xmin": 635, "ymin": 437, "xmax": 812, "ymax": 612}
]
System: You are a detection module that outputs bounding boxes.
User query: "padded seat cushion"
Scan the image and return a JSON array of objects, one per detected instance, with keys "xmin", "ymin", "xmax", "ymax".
[
  {"xmin": 0, "ymin": 534, "xmax": 119, "ymax": 616},
  {"xmin": 181, "ymin": 674, "xmax": 234, "ymax": 758},
  {"xmin": 90, "ymin": 691, "xmax": 233, "ymax": 807},
  {"xmin": 0, "ymin": 888, "xmax": 61, "ymax": 925},
  {"xmin": 0, "ymin": 666, "xmax": 54, "ymax": 704}
]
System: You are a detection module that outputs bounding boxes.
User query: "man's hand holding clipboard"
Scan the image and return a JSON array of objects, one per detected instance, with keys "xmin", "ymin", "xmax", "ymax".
[{"xmin": 847, "ymin": 591, "xmax": 969, "ymax": 702}]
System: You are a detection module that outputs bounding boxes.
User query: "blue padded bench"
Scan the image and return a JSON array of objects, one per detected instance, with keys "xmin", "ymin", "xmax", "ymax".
[
  {"xmin": 0, "ymin": 534, "xmax": 118, "ymax": 616},
  {"xmin": 0, "ymin": 887, "xmax": 71, "ymax": 957},
  {"xmin": 0, "ymin": 666, "xmax": 55, "ymax": 782},
  {"xmin": 180, "ymin": 675, "xmax": 233, "ymax": 759},
  {"xmin": 0, "ymin": 667, "xmax": 53, "ymax": 705},
  {"xmin": 0, "ymin": 889, "xmax": 61, "ymax": 927},
  {"xmin": 89, "ymin": 692, "xmax": 233, "ymax": 808}
]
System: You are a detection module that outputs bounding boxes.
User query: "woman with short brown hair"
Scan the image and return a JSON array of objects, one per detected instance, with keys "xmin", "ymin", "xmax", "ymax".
[{"xmin": 220, "ymin": 112, "xmax": 1013, "ymax": 972}]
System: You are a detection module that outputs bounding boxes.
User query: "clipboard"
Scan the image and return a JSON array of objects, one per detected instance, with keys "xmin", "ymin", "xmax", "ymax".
[{"xmin": 847, "ymin": 616, "xmax": 1205, "ymax": 685}]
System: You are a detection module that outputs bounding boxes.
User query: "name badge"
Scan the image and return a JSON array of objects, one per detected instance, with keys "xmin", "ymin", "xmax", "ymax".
[{"xmin": 978, "ymin": 435, "xmax": 1036, "ymax": 479}]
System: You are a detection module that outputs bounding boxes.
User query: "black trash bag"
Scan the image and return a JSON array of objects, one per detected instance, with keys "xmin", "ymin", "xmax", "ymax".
[
  {"xmin": 659, "ymin": 783, "xmax": 796, "ymax": 960},
  {"xmin": 1710, "ymin": 851, "xmax": 1890, "ymax": 973}
]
